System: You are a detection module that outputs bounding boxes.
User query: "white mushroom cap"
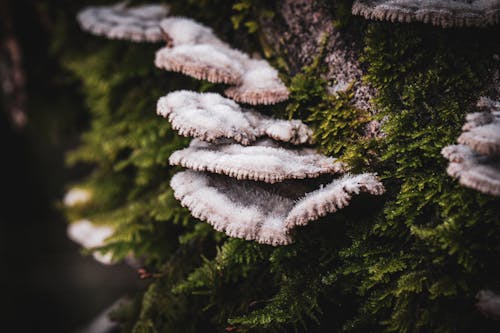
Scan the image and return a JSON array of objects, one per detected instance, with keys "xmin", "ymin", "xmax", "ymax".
[
  {"xmin": 352, "ymin": 0, "xmax": 500, "ymax": 28},
  {"xmin": 224, "ymin": 59, "xmax": 290, "ymax": 105},
  {"xmin": 158, "ymin": 17, "xmax": 225, "ymax": 47},
  {"xmin": 64, "ymin": 188, "xmax": 92, "ymax": 207},
  {"xmin": 154, "ymin": 17, "xmax": 289, "ymax": 104},
  {"xmin": 67, "ymin": 219, "xmax": 115, "ymax": 264},
  {"xmin": 155, "ymin": 44, "xmax": 245, "ymax": 84},
  {"xmin": 170, "ymin": 170, "xmax": 384, "ymax": 246},
  {"xmin": 442, "ymin": 144, "xmax": 500, "ymax": 196},
  {"xmin": 77, "ymin": 3, "xmax": 169, "ymax": 42},
  {"xmin": 157, "ymin": 91, "xmax": 311, "ymax": 145},
  {"xmin": 169, "ymin": 139, "xmax": 346, "ymax": 183}
]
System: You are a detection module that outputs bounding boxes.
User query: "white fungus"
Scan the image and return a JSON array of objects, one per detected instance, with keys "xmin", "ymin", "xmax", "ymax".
[
  {"xmin": 169, "ymin": 139, "xmax": 345, "ymax": 183},
  {"xmin": 154, "ymin": 17, "xmax": 289, "ymax": 104},
  {"xmin": 170, "ymin": 170, "xmax": 385, "ymax": 246},
  {"xmin": 442, "ymin": 144, "xmax": 500, "ymax": 196},
  {"xmin": 63, "ymin": 188, "xmax": 92, "ymax": 207},
  {"xmin": 77, "ymin": 3, "xmax": 170, "ymax": 42},
  {"xmin": 157, "ymin": 91, "xmax": 312, "ymax": 145},
  {"xmin": 67, "ymin": 219, "xmax": 115, "ymax": 265}
]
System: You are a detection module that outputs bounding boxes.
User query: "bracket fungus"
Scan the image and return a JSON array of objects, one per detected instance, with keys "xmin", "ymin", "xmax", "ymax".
[
  {"xmin": 352, "ymin": 0, "xmax": 500, "ymax": 28},
  {"xmin": 458, "ymin": 110, "xmax": 500, "ymax": 156},
  {"xmin": 169, "ymin": 139, "xmax": 345, "ymax": 183},
  {"xmin": 442, "ymin": 144, "xmax": 500, "ymax": 196},
  {"xmin": 77, "ymin": 2, "xmax": 170, "ymax": 42},
  {"xmin": 162, "ymin": 89, "xmax": 384, "ymax": 245},
  {"xmin": 157, "ymin": 91, "xmax": 312, "ymax": 145},
  {"xmin": 442, "ymin": 97, "xmax": 500, "ymax": 196},
  {"xmin": 154, "ymin": 18, "xmax": 289, "ymax": 104},
  {"xmin": 171, "ymin": 170, "xmax": 384, "ymax": 246},
  {"xmin": 67, "ymin": 219, "xmax": 115, "ymax": 264}
]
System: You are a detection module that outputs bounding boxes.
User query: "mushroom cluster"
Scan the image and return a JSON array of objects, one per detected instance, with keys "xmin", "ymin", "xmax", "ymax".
[
  {"xmin": 75, "ymin": 2, "xmax": 385, "ymax": 246},
  {"xmin": 442, "ymin": 97, "xmax": 500, "ymax": 196},
  {"xmin": 155, "ymin": 18, "xmax": 289, "ymax": 105},
  {"xmin": 161, "ymin": 91, "xmax": 385, "ymax": 246},
  {"xmin": 352, "ymin": 0, "xmax": 500, "ymax": 28}
]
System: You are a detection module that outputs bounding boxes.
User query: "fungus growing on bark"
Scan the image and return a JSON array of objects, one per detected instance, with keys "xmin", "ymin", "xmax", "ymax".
[
  {"xmin": 169, "ymin": 139, "xmax": 345, "ymax": 183},
  {"xmin": 224, "ymin": 59, "xmax": 290, "ymax": 105},
  {"xmin": 442, "ymin": 144, "xmax": 500, "ymax": 196},
  {"xmin": 67, "ymin": 219, "xmax": 115, "ymax": 264},
  {"xmin": 154, "ymin": 18, "xmax": 289, "ymax": 104},
  {"xmin": 352, "ymin": 0, "xmax": 500, "ymax": 28},
  {"xmin": 170, "ymin": 170, "xmax": 384, "ymax": 246},
  {"xmin": 476, "ymin": 290, "xmax": 500, "ymax": 319},
  {"xmin": 157, "ymin": 91, "xmax": 311, "ymax": 145},
  {"xmin": 458, "ymin": 110, "xmax": 500, "ymax": 156},
  {"xmin": 155, "ymin": 44, "xmax": 245, "ymax": 84},
  {"xmin": 77, "ymin": 2, "xmax": 169, "ymax": 42},
  {"xmin": 442, "ymin": 96, "xmax": 500, "ymax": 196},
  {"xmin": 63, "ymin": 188, "xmax": 92, "ymax": 207}
]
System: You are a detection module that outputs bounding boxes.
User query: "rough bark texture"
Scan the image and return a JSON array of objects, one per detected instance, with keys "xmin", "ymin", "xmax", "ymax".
[{"xmin": 260, "ymin": 0, "xmax": 375, "ymax": 113}]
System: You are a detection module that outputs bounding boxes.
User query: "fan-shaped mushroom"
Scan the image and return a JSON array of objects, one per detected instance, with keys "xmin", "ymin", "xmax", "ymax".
[
  {"xmin": 157, "ymin": 91, "xmax": 312, "ymax": 145},
  {"xmin": 224, "ymin": 59, "xmax": 290, "ymax": 105},
  {"xmin": 170, "ymin": 170, "xmax": 384, "ymax": 246},
  {"xmin": 442, "ymin": 144, "xmax": 500, "ymax": 196},
  {"xmin": 154, "ymin": 17, "xmax": 289, "ymax": 104},
  {"xmin": 77, "ymin": 2, "xmax": 170, "ymax": 42},
  {"xmin": 458, "ymin": 111, "xmax": 500, "ymax": 155},
  {"xmin": 67, "ymin": 219, "xmax": 115, "ymax": 264},
  {"xmin": 352, "ymin": 0, "xmax": 500, "ymax": 28},
  {"xmin": 169, "ymin": 139, "xmax": 345, "ymax": 183}
]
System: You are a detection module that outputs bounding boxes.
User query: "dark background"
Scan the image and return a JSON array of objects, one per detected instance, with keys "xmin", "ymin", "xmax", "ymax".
[{"xmin": 0, "ymin": 1, "xmax": 139, "ymax": 331}]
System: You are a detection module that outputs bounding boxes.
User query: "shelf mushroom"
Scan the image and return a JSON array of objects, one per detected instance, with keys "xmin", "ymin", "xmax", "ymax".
[
  {"xmin": 352, "ymin": 0, "xmax": 500, "ymax": 28},
  {"xmin": 171, "ymin": 170, "xmax": 384, "ymax": 246},
  {"xmin": 442, "ymin": 97, "xmax": 500, "ymax": 196},
  {"xmin": 161, "ymin": 91, "xmax": 385, "ymax": 245},
  {"xmin": 157, "ymin": 90, "xmax": 312, "ymax": 145},
  {"xmin": 155, "ymin": 18, "xmax": 289, "ymax": 104},
  {"xmin": 67, "ymin": 219, "xmax": 115, "ymax": 264},
  {"xmin": 77, "ymin": 2, "xmax": 170, "ymax": 42}
]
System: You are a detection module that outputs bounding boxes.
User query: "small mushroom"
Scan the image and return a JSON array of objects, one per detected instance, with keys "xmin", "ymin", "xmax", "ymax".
[
  {"xmin": 442, "ymin": 144, "xmax": 500, "ymax": 196},
  {"xmin": 352, "ymin": 0, "xmax": 500, "ymax": 28},
  {"xmin": 224, "ymin": 59, "xmax": 290, "ymax": 105},
  {"xmin": 64, "ymin": 188, "xmax": 92, "ymax": 207},
  {"xmin": 158, "ymin": 17, "xmax": 226, "ymax": 47},
  {"xmin": 77, "ymin": 2, "xmax": 170, "ymax": 42},
  {"xmin": 157, "ymin": 91, "xmax": 312, "ymax": 145},
  {"xmin": 170, "ymin": 170, "xmax": 384, "ymax": 246},
  {"xmin": 458, "ymin": 112, "xmax": 500, "ymax": 155},
  {"xmin": 169, "ymin": 139, "xmax": 345, "ymax": 183},
  {"xmin": 67, "ymin": 219, "xmax": 115, "ymax": 264},
  {"xmin": 155, "ymin": 44, "xmax": 246, "ymax": 84},
  {"xmin": 154, "ymin": 17, "xmax": 289, "ymax": 104},
  {"xmin": 285, "ymin": 173, "xmax": 386, "ymax": 228}
]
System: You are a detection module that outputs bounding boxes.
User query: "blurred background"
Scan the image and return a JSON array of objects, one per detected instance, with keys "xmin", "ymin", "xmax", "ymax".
[{"xmin": 0, "ymin": 1, "xmax": 139, "ymax": 331}]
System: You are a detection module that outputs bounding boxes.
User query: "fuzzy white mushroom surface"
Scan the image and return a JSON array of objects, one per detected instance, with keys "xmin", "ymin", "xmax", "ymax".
[
  {"xmin": 169, "ymin": 139, "xmax": 345, "ymax": 183},
  {"xmin": 157, "ymin": 91, "xmax": 312, "ymax": 145},
  {"xmin": 170, "ymin": 170, "xmax": 384, "ymax": 246},
  {"xmin": 67, "ymin": 219, "xmax": 115, "ymax": 264},
  {"xmin": 77, "ymin": 3, "xmax": 169, "ymax": 42}
]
